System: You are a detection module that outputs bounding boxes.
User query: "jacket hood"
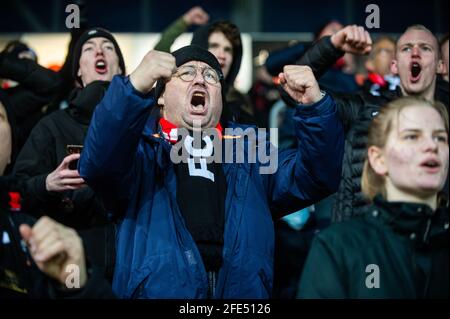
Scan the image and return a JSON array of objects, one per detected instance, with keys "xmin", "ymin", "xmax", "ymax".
[
  {"xmin": 68, "ymin": 80, "xmax": 110, "ymax": 124},
  {"xmin": 191, "ymin": 22, "xmax": 243, "ymax": 88}
]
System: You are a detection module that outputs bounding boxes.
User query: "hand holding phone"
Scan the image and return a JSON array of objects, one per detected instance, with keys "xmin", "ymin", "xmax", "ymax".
[{"xmin": 45, "ymin": 153, "xmax": 86, "ymax": 192}]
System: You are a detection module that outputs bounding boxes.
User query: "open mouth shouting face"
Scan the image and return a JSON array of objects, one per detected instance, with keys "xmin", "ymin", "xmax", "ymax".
[
  {"xmin": 160, "ymin": 61, "xmax": 223, "ymax": 130},
  {"xmin": 392, "ymin": 29, "xmax": 442, "ymax": 97},
  {"xmin": 95, "ymin": 59, "xmax": 108, "ymax": 74},
  {"xmin": 77, "ymin": 37, "xmax": 122, "ymax": 87},
  {"xmin": 190, "ymin": 90, "xmax": 208, "ymax": 117},
  {"xmin": 410, "ymin": 61, "xmax": 422, "ymax": 83}
]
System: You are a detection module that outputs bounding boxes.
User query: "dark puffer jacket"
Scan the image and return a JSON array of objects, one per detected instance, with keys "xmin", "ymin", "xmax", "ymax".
[{"xmin": 297, "ymin": 36, "xmax": 449, "ymax": 222}]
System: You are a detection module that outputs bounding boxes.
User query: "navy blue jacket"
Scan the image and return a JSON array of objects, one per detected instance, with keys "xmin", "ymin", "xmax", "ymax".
[{"xmin": 79, "ymin": 75, "xmax": 344, "ymax": 298}]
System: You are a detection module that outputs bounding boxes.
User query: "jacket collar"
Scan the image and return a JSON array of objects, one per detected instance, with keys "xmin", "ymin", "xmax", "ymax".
[
  {"xmin": 141, "ymin": 115, "xmax": 245, "ymax": 170},
  {"xmin": 370, "ymin": 195, "xmax": 448, "ymax": 246}
]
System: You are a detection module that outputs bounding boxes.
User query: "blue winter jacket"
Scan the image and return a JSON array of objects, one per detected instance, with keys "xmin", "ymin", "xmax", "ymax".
[{"xmin": 79, "ymin": 75, "xmax": 344, "ymax": 299}]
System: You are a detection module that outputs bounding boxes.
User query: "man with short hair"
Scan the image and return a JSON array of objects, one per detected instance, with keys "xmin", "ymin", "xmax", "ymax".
[
  {"xmin": 79, "ymin": 45, "xmax": 344, "ymax": 298},
  {"xmin": 296, "ymin": 24, "xmax": 447, "ymax": 221}
]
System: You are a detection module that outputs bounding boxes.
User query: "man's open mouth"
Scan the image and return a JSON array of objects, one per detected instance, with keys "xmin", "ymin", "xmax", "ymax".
[
  {"xmin": 410, "ymin": 62, "xmax": 422, "ymax": 82},
  {"xmin": 190, "ymin": 91, "xmax": 207, "ymax": 114},
  {"xmin": 95, "ymin": 59, "xmax": 108, "ymax": 74}
]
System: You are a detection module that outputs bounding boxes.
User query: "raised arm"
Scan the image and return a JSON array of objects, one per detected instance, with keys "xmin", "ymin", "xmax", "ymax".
[
  {"xmin": 265, "ymin": 65, "xmax": 344, "ymax": 216},
  {"xmin": 79, "ymin": 50, "xmax": 175, "ymax": 212},
  {"xmin": 154, "ymin": 6, "xmax": 209, "ymax": 52},
  {"xmin": 297, "ymin": 25, "xmax": 372, "ymax": 79}
]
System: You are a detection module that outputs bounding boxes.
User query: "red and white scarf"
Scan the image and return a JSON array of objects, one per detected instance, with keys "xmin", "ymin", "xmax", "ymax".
[{"xmin": 159, "ymin": 118, "xmax": 223, "ymax": 144}]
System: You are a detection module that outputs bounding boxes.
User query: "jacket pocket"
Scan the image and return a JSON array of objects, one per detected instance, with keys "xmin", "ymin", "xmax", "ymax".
[
  {"xmin": 127, "ymin": 252, "xmax": 176, "ymax": 299},
  {"xmin": 234, "ymin": 164, "xmax": 250, "ymax": 199}
]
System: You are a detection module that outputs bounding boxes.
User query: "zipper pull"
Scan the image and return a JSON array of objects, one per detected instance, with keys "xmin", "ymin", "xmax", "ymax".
[{"xmin": 422, "ymin": 218, "xmax": 432, "ymax": 244}]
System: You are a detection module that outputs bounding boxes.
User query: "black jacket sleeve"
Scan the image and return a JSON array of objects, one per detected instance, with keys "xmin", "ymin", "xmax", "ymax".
[
  {"xmin": 330, "ymin": 91, "xmax": 366, "ymax": 133},
  {"xmin": 0, "ymin": 51, "xmax": 61, "ymax": 107},
  {"xmin": 47, "ymin": 266, "xmax": 117, "ymax": 299},
  {"xmin": 296, "ymin": 36, "xmax": 344, "ymax": 80},
  {"xmin": 294, "ymin": 36, "xmax": 365, "ymax": 132},
  {"xmin": 12, "ymin": 118, "xmax": 62, "ymax": 214}
]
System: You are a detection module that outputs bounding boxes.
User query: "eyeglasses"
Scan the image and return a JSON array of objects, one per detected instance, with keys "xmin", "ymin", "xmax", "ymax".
[{"xmin": 173, "ymin": 65, "xmax": 222, "ymax": 85}]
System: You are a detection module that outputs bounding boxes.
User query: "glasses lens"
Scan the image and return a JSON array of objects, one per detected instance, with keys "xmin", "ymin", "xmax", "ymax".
[
  {"xmin": 178, "ymin": 66, "xmax": 196, "ymax": 82},
  {"xmin": 203, "ymin": 68, "xmax": 219, "ymax": 84},
  {"xmin": 176, "ymin": 66, "xmax": 220, "ymax": 84}
]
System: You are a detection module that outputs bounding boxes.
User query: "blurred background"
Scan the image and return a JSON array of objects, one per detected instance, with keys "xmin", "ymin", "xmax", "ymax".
[
  {"xmin": 0, "ymin": 0, "xmax": 448, "ymax": 92},
  {"xmin": 1, "ymin": 0, "xmax": 447, "ymax": 33}
]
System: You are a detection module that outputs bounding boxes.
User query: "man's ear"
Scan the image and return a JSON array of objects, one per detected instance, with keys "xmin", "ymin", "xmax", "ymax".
[
  {"xmin": 368, "ymin": 145, "xmax": 388, "ymax": 176},
  {"xmin": 77, "ymin": 67, "xmax": 82, "ymax": 77},
  {"xmin": 390, "ymin": 59, "xmax": 399, "ymax": 75},
  {"xmin": 436, "ymin": 58, "xmax": 445, "ymax": 75}
]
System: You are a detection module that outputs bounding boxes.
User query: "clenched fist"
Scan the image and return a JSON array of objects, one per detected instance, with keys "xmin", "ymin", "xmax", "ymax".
[
  {"xmin": 331, "ymin": 25, "xmax": 372, "ymax": 55},
  {"xmin": 129, "ymin": 50, "xmax": 176, "ymax": 94},
  {"xmin": 279, "ymin": 65, "xmax": 323, "ymax": 105},
  {"xmin": 183, "ymin": 6, "xmax": 209, "ymax": 26},
  {"xmin": 20, "ymin": 217, "xmax": 87, "ymax": 288}
]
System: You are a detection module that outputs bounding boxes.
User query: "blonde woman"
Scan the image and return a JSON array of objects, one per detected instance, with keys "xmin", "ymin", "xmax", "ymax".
[{"xmin": 298, "ymin": 97, "xmax": 448, "ymax": 298}]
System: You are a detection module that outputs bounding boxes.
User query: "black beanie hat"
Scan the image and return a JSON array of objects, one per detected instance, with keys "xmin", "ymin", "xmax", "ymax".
[
  {"xmin": 154, "ymin": 45, "xmax": 224, "ymax": 100},
  {"xmin": 72, "ymin": 27, "xmax": 126, "ymax": 86}
]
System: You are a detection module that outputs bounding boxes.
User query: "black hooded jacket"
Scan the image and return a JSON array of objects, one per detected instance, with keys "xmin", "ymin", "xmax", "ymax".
[
  {"xmin": 12, "ymin": 81, "xmax": 110, "ymax": 230},
  {"xmin": 0, "ymin": 51, "xmax": 62, "ymax": 162},
  {"xmin": 191, "ymin": 23, "xmax": 255, "ymax": 125}
]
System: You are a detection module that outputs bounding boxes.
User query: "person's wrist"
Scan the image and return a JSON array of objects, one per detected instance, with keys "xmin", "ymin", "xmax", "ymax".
[
  {"xmin": 330, "ymin": 34, "xmax": 341, "ymax": 50},
  {"xmin": 129, "ymin": 72, "xmax": 151, "ymax": 94},
  {"xmin": 182, "ymin": 14, "xmax": 192, "ymax": 26},
  {"xmin": 45, "ymin": 174, "xmax": 52, "ymax": 192},
  {"xmin": 310, "ymin": 89, "xmax": 325, "ymax": 104}
]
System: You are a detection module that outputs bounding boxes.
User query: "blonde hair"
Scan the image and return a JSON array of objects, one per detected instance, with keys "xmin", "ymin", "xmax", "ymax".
[
  {"xmin": 396, "ymin": 24, "xmax": 441, "ymax": 59},
  {"xmin": 361, "ymin": 97, "xmax": 449, "ymax": 202}
]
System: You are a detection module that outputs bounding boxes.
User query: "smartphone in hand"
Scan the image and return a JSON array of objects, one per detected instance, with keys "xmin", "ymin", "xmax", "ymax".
[{"xmin": 66, "ymin": 145, "xmax": 84, "ymax": 170}]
